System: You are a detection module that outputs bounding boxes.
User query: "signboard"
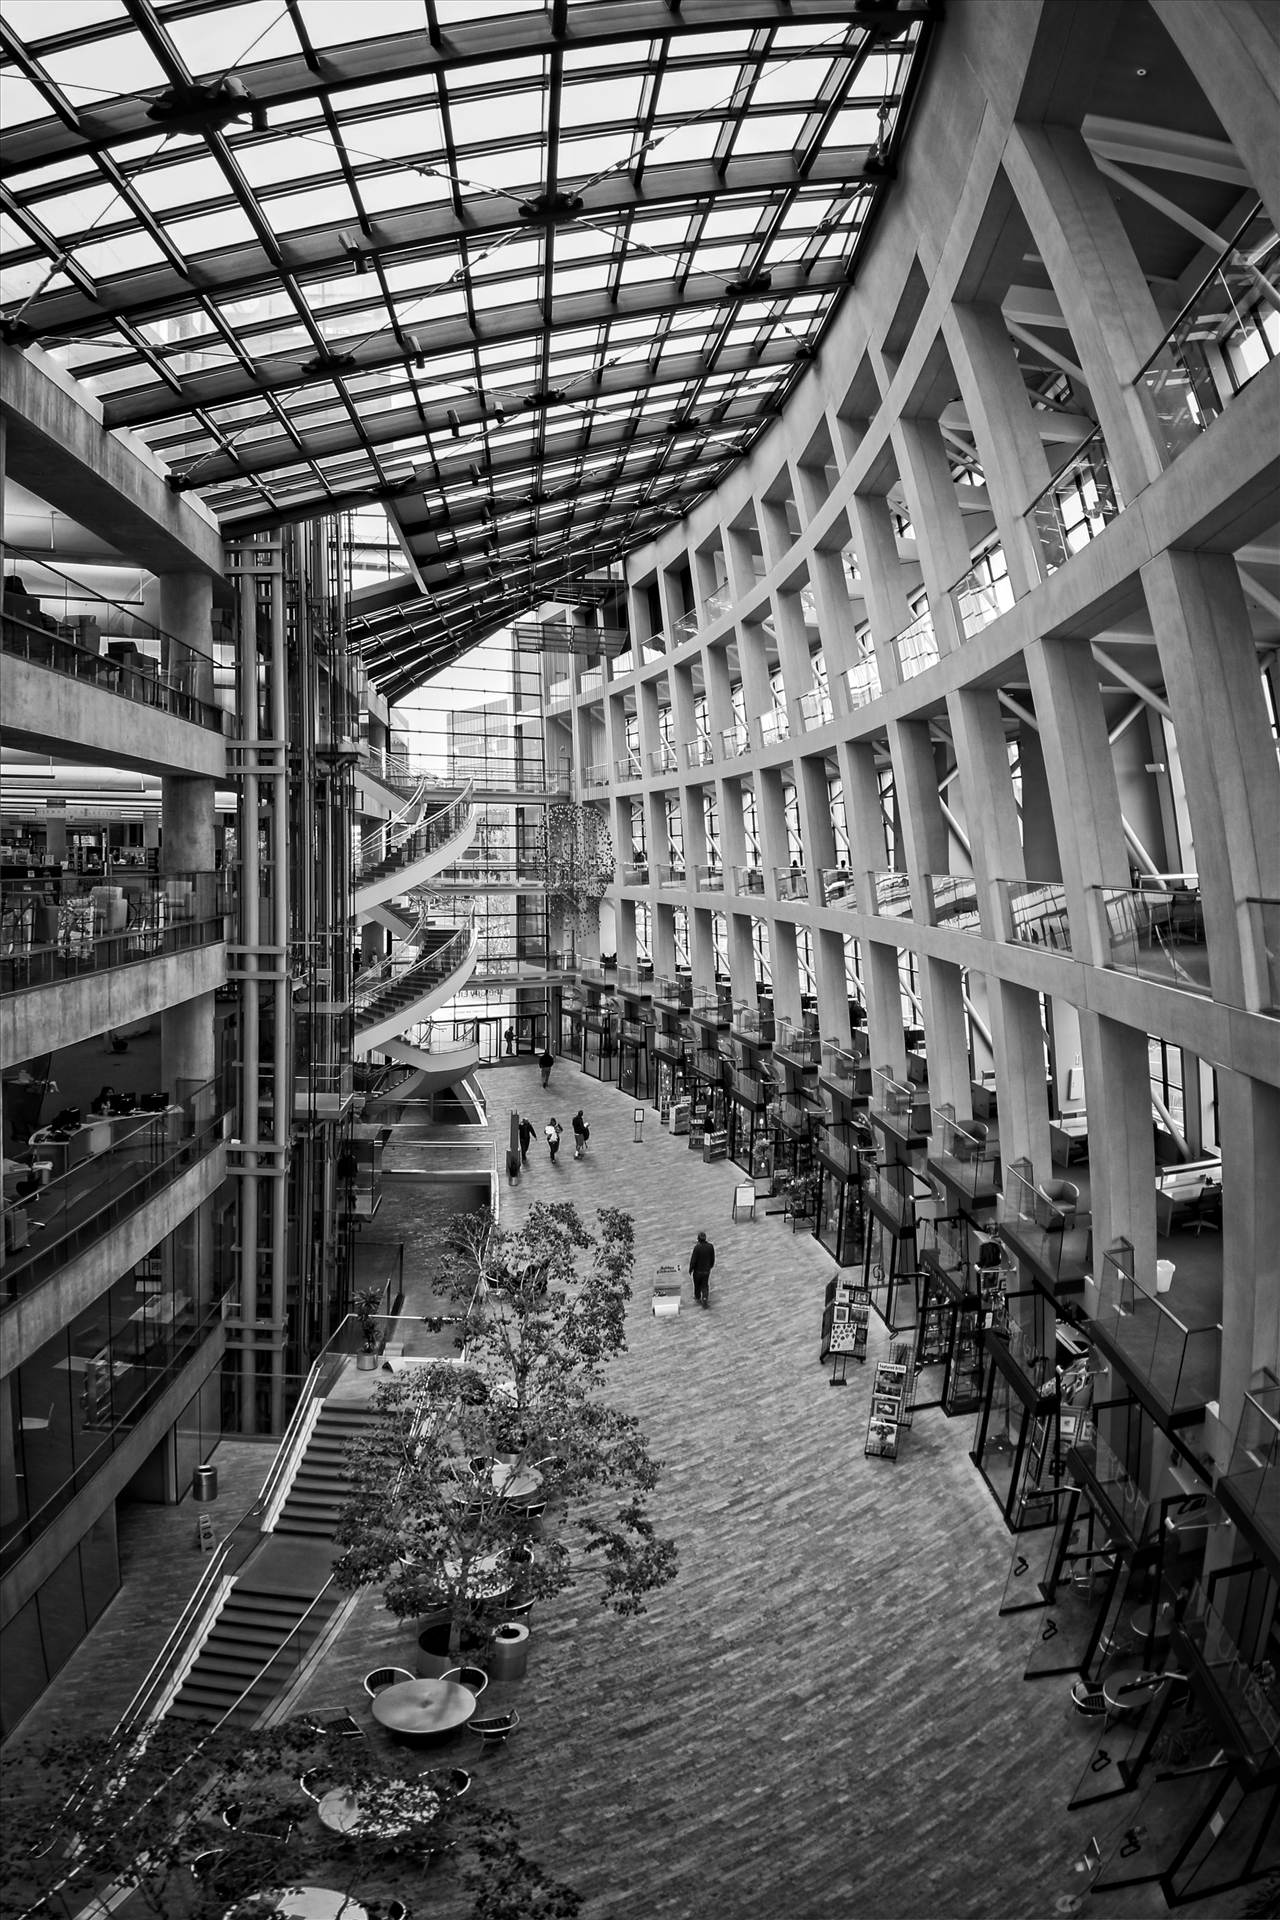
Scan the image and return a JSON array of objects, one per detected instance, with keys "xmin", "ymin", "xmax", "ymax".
[
  {"xmin": 671, "ymin": 1100, "xmax": 691, "ymax": 1137},
  {"xmin": 704, "ymin": 1129, "xmax": 729, "ymax": 1162}
]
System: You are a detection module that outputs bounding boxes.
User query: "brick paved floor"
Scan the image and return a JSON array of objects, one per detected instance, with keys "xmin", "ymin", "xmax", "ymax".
[{"xmin": 296, "ymin": 1061, "xmax": 1264, "ymax": 1920}]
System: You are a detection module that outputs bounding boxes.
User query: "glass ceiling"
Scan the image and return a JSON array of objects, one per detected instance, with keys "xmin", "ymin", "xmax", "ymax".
[{"xmin": 0, "ymin": 0, "xmax": 939, "ymax": 699}]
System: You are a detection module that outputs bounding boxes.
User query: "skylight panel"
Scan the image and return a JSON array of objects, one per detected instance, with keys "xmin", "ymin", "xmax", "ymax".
[
  {"xmin": 165, "ymin": 2, "xmax": 299, "ymax": 75},
  {"xmin": 751, "ymin": 56, "xmax": 838, "ymax": 108},
  {"xmin": 829, "ymin": 107, "xmax": 889, "ymax": 147},
  {"xmin": 730, "ymin": 112, "xmax": 807, "ymax": 158},
  {"xmin": 448, "ymin": 141, "xmax": 543, "ymax": 195},
  {"xmin": 341, "ymin": 107, "xmax": 444, "ymax": 163},
  {"xmin": 560, "ymin": 75, "xmax": 644, "ymax": 127},
  {"xmin": 0, "ymin": 70, "xmax": 67, "ymax": 127},
  {"xmin": 646, "ymin": 119, "xmax": 722, "ymax": 167},
  {"xmin": 450, "ymin": 86, "xmax": 545, "ymax": 147},
  {"xmin": 298, "ymin": 0, "xmax": 429, "ymax": 49},
  {"xmin": 471, "ymin": 271, "xmax": 541, "ymax": 311},
  {"xmin": 3, "ymin": 0, "xmax": 125, "ymax": 38},
  {"xmin": 131, "ymin": 153, "xmax": 236, "ymax": 214},
  {"xmin": 166, "ymin": 205, "xmax": 262, "ymax": 254},
  {"xmin": 264, "ymin": 183, "xmax": 360, "ymax": 234},
  {"xmin": 37, "ymin": 33, "xmax": 167, "ymax": 103},
  {"xmin": 558, "ymin": 132, "xmax": 643, "ymax": 183},
  {"xmin": 75, "ymin": 230, "xmax": 169, "ymax": 279}
]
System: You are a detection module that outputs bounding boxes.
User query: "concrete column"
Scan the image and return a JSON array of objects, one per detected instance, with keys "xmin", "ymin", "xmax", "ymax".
[
  {"xmin": 1214, "ymin": 1072, "xmax": 1280, "ymax": 1451},
  {"xmin": 920, "ymin": 957, "xmax": 972, "ymax": 1120},
  {"xmin": 1078, "ymin": 1013, "xmax": 1156, "ymax": 1281},
  {"xmin": 1142, "ymin": 549, "xmax": 1280, "ymax": 1009},
  {"xmin": 988, "ymin": 979, "xmax": 1051, "ymax": 1178},
  {"xmin": 947, "ymin": 686, "xmax": 1024, "ymax": 933},
  {"xmin": 809, "ymin": 542, "xmax": 858, "ymax": 697},
  {"xmin": 160, "ymin": 571, "xmax": 217, "ymax": 1107},
  {"xmin": 814, "ymin": 925, "xmax": 851, "ymax": 1052},
  {"xmin": 891, "ymin": 419, "xmax": 973, "ymax": 652},
  {"xmin": 1149, "ymin": 0, "xmax": 1280, "ymax": 231},
  {"xmin": 1002, "ymin": 124, "xmax": 1166, "ymax": 497},
  {"xmin": 889, "ymin": 719, "xmax": 949, "ymax": 919},
  {"xmin": 943, "ymin": 302, "xmax": 1053, "ymax": 597},
  {"xmin": 1024, "ymin": 637, "xmax": 1129, "ymax": 948},
  {"xmin": 849, "ymin": 493, "xmax": 911, "ymax": 690},
  {"xmin": 770, "ymin": 585, "xmax": 814, "ymax": 714}
]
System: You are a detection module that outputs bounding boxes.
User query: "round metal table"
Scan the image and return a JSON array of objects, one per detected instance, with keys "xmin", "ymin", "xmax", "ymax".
[{"xmin": 369, "ymin": 1676, "xmax": 478, "ymax": 1737}]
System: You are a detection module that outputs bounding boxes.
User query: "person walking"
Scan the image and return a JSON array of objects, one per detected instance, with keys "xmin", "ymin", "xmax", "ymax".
[
  {"xmin": 504, "ymin": 1026, "xmax": 515, "ymax": 1055},
  {"xmin": 539, "ymin": 1046, "xmax": 554, "ymax": 1088},
  {"xmin": 518, "ymin": 1115, "xmax": 535, "ymax": 1166},
  {"xmin": 545, "ymin": 1116, "xmax": 562, "ymax": 1162},
  {"xmin": 689, "ymin": 1230, "xmax": 715, "ymax": 1309},
  {"xmin": 571, "ymin": 1109, "xmax": 589, "ymax": 1159}
]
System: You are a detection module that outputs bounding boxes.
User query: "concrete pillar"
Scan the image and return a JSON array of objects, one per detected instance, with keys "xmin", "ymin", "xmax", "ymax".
[
  {"xmin": 889, "ymin": 719, "xmax": 949, "ymax": 919},
  {"xmin": 988, "ymin": 979, "xmax": 1051, "ymax": 1178},
  {"xmin": 1215, "ymin": 1073, "xmax": 1280, "ymax": 1451},
  {"xmin": 891, "ymin": 419, "xmax": 972, "ymax": 652},
  {"xmin": 920, "ymin": 957, "xmax": 972, "ymax": 1120},
  {"xmin": 947, "ymin": 686, "xmax": 1024, "ymax": 934},
  {"xmin": 849, "ymin": 493, "xmax": 911, "ymax": 690},
  {"xmin": 1142, "ymin": 549, "xmax": 1280, "ymax": 1009},
  {"xmin": 943, "ymin": 302, "xmax": 1053, "ymax": 597},
  {"xmin": 1149, "ymin": 0, "xmax": 1280, "ymax": 231},
  {"xmin": 1024, "ymin": 637, "xmax": 1130, "ymax": 945},
  {"xmin": 1078, "ymin": 1013, "xmax": 1156, "ymax": 1279}
]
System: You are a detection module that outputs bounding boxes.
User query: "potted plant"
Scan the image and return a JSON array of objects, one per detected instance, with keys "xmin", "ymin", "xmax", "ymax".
[{"xmin": 353, "ymin": 1285, "xmax": 384, "ymax": 1370}]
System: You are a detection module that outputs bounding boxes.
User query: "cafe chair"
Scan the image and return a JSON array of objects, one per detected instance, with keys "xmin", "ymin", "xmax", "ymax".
[
  {"xmin": 298, "ymin": 1766, "xmax": 333, "ymax": 1802},
  {"xmin": 387, "ymin": 1901, "xmax": 412, "ymax": 1920},
  {"xmin": 470, "ymin": 1707, "xmax": 521, "ymax": 1751},
  {"xmin": 218, "ymin": 1803, "xmax": 242, "ymax": 1830},
  {"xmin": 1036, "ymin": 1179, "xmax": 1079, "ymax": 1232},
  {"xmin": 299, "ymin": 1705, "xmax": 364, "ymax": 1738},
  {"xmin": 511, "ymin": 1498, "xmax": 547, "ymax": 1525},
  {"xmin": 1070, "ymin": 1680, "xmax": 1109, "ymax": 1717},
  {"xmin": 363, "ymin": 1665, "xmax": 414, "ymax": 1698},
  {"xmin": 189, "ymin": 1848, "xmax": 226, "ymax": 1883},
  {"xmin": 444, "ymin": 1767, "xmax": 472, "ymax": 1800}
]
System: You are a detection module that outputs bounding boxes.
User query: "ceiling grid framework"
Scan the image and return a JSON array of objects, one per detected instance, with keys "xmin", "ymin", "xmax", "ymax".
[{"xmin": 0, "ymin": 0, "xmax": 940, "ymax": 696}]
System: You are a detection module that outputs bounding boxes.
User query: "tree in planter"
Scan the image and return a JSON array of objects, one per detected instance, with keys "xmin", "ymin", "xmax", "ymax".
[
  {"xmin": 0, "ymin": 1714, "xmax": 581, "ymax": 1920},
  {"xmin": 334, "ymin": 1202, "xmax": 677, "ymax": 1667},
  {"xmin": 353, "ymin": 1284, "xmax": 384, "ymax": 1361}
]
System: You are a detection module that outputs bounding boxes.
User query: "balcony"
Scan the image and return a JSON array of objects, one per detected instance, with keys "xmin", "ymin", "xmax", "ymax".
[
  {"xmin": 893, "ymin": 606, "xmax": 940, "ymax": 681},
  {"xmin": 1, "ymin": 868, "xmax": 230, "ymax": 994},
  {"xmin": 1, "ymin": 605, "xmax": 226, "ymax": 733},
  {"xmin": 582, "ymin": 762, "xmax": 611, "ymax": 790},
  {"xmin": 1094, "ymin": 881, "xmax": 1209, "ymax": 998},
  {"xmin": 996, "ymin": 1157, "xmax": 1091, "ymax": 1296},
  {"xmin": 513, "ymin": 621, "xmax": 628, "ymax": 656},
  {"xmin": 733, "ymin": 866, "xmax": 766, "ymax": 897},
  {"xmin": 997, "ymin": 878, "xmax": 1072, "ymax": 953},
  {"xmin": 1025, "ymin": 428, "xmax": 1122, "ymax": 577},
  {"xmin": 868, "ymin": 1065, "xmax": 929, "ymax": 1151},
  {"xmin": 652, "ymin": 974, "xmax": 692, "ymax": 1013},
  {"xmin": 843, "ymin": 655, "xmax": 882, "ymax": 709},
  {"xmin": 579, "ymin": 667, "xmax": 604, "ymax": 697},
  {"xmin": 655, "ymin": 865, "xmax": 687, "ymax": 890},
  {"xmin": 684, "ymin": 735, "xmax": 716, "ymax": 770},
  {"xmin": 694, "ymin": 864, "xmax": 725, "ymax": 893},
  {"xmin": 720, "ymin": 723, "xmax": 751, "ymax": 758},
  {"xmin": 1243, "ymin": 898, "xmax": 1280, "ymax": 1015},
  {"xmin": 949, "ymin": 540, "xmax": 1014, "ymax": 640},
  {"xmin": 614, "ymin": 753, "xmax": 643, "ymax": 782},
  {"xmin": 795, "ymin": 687, "xmax": 833, "ymax": 732},
  {"xmin": 1089, "ymin": 1242, "xmax": 1221, "ymax": 1428},
  {"xmin": 926, "ymin": 1106, "xmax": 1000, "ymax": 1210},
  {"xmin": 924, "ymin": 871, "xmax": 981, "ymax": 931},
  {"xmin": 2, "ymin": 1079, "xmax": 226, "ymax": 1302},
  {"xmin": 819, "ymin": 866, "xmax": 858, "ymax": 909},
  {"xmin": 1135, "ymin": 202, "xmax": 1279, "ymax": 464},
  {"xmin": 758, "ymin": 709, "xmax": 790, "ymax": 748},
  {"xmin": 647, "ymin": 743, "xmax": 679, "ymax": 776},
  {"xmin": 870, "ymin": 868, "xmax": 913, "ymax": 919},
  {"xmin": 619, "ymin": 862, "xmax": 650, "ymax": 887},
  {"xmin": 774, "ymin": 865, "xmax": 809, "ymax": 903},
  {"xmin": 290, "ymin": 1061, "xmax": 355, "ymax": 1119}
]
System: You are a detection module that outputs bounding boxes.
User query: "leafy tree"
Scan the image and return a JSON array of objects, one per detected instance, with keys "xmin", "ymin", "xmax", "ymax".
[
  {"xmin": 0, "ymin": 1714, "xmax": 580, "ymax": 1920},
  {"xmin": 333, "ymin": 1203, "xmax": 676, "ymax": 1663}
]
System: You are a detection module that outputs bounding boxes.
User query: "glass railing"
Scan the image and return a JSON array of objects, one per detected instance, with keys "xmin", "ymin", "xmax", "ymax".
[
  {"xmin": 929, "ymin": 1107, "xmax": 998, "ymax": 1201},
  {"xmin": 2, "ymin": 560, "xmax": 226, "ymax": 732},
  {"xmin": 731, "ymin": 1003, "xmax": 773, "ymax": 1042},
  {"xmin": 694, "ymin": 864, "xmax": 726, "ymax": 892},
  {"xmin": 870, "ymin": 868, "xmax": 913, "ymax": 918},
  {"xmin": 578, "ymin": 668, "xmax": 604, "ymax": 696},
  {"xmin": 733, "ymin": 865, "xmax": 767, "ymax": 896},
  {"xmin": 1025, "ymin": 428, "xmax": 1122, "ymax": 577},
  {"xmin": 582, "ymin": 762, "xmax": 611, "ymax": 789},
  {"xmin": 615, "ymin": 964, "xmax": 653, "ymax": 993},
  {"xmin": 647, "ymin": 744, "xmax": 679, "ymax": 776},
  {"xmin": 921, "ymin": 1211, "xmax": 968, "ymax": 1281},
  {"xmin": 1181, "ymin": 1580, "xmax": 1280, "ymax": 1765},
  {"xmin": 996, "ymin": 1156, "xmax": 1090, "ymax": 1289},
  {"xmin": 290, "ymin": 1060, "xmax": 356, "ymax": 1111},
  {"xmin": 3, "ymin": 1081, "xmax": 227, "ymax": 1302},
  {"xmin": 773, "ymin": 1020, "xmax": 820, "ymax": 1067},
  {"xmin": 704, "ymin": 585, "xmax": 733, "ymax": 623},
  {"xmin": 354, "ymin": 927, "xmax": 471, "ymax": 1026},
  {"xmin": 1134, "ymin": 202, "xmax": 1278, "ymax": 463},
  {"xmin": 614, "ymin": 753, "xmax": 643, "ymax": 782},
  {"xmin": 758, "ymin": 709, "xmax": 790, "ymax": 748},
  {"xmin": 997, "ymin": 878, "xmax": 1072, "ymax": 952},
  {"xmin": 949, "ymin": 541, "xmax": 1014, "ymax": 639},
  {"xmin": 0, "ymin": 869, "xmax": 231, "ymax": 993},
  {"xmin": 653, "ymin": 974, "xmax": 693, "ymax": 1011},
  {"xmin": 691, "ymin": 984, "xmax": 733, "ymax": 1020},
  {"xmin": 819, "ymin": 866, "xmax": 858, "ymax": 908},
  {"xmin": 1221, "ymin": 1381, "xmax": 1280, "ymax": 1550},
  {"xmin": 1071, "ymin": 1421, "xmax": 1151, "ymax": 1539},
  {"xmin": 619, "ymin": 862, "xmax": 650, "ymax": 886},
  {"xmin": 684, "ymin": 736, "xmax": 716, "ymax": 769},
  {"xmin": 870, "ymin": 1065, "xmax": 915, "ymax": 1123},
  {"xmin": 1093, "ymin": 883, "xmax": 1209, "ymax": 997},
  {"xmin": 844, "ymin": 654, "xmax": 882, "ymax": 709},
  {"xmin": 656, "ymin": 865, "xmax": 687, "ymax": 889},
  {"xmin": 720, "ymin": 723, "xmax": 752, "ymax": 758},
  {"xmin": 774, "ymin": 865, "xmax": 809, "ymax": 902},
  {"xmin": 1090, "ymin": 1245, "xmax": 1221, "ymax": 1420},
  {"xmin": 893, "ymin": 606, "xmax": 939, "ymax": 680},
  {"xmin": 869, "ymin": 1157, "xmax": 914, "ymax": 1227},
  {"xmin": 925, "ymin": 871, "xmax": 981, "ymax": 931},
  {"xmin": 796, "ymin": 687, "xmax": 834, "ymax": 731},
  {"xmin": 355, "ymin": 782, "xmax": 474, "ymax": 883}
]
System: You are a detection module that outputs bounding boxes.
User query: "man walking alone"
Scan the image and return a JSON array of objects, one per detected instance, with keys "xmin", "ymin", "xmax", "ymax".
[
  {"xmin": 539, "ymin": 1046, "xmax": 554, "ymax": 1088},
  {"xmin": 518, "ymin": 1115, "xmax": 534, "ymax": 1166},
  {"xmin": 689, "ymin": 1230, "xmax": 715, "ymax": 1309}
]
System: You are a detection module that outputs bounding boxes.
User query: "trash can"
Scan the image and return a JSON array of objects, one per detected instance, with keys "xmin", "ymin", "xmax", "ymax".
[
  {"xmin": 488, "ymin": 1620, "xmax": 530, "ymax": 1681},
  {"xmin": 192, "ymin": 1462, "xmax": 218, "ymax": 1503}
]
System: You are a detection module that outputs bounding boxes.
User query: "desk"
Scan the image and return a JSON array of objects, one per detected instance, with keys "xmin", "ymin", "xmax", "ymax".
[
  {"xmin": 1050, "ymin": 1115, "xmax": 1089, "ymax": 1167},
  {"xmin": 233, "ymin": 1891, "xmax": 368, "ymax": 1920},
  {"xmin": 369, "ymin": 1677, "xmax": 478, "ymax": 1737}
]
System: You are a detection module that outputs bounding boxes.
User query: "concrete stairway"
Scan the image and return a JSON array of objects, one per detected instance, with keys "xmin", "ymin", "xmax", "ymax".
[
  {"xmin": 274, "ymin": 1402, "xmax": 378, "ymax": 1539},
  {"xmin": 165, "ymin": 1404, "xmax": 378, "ymax": 1729}
]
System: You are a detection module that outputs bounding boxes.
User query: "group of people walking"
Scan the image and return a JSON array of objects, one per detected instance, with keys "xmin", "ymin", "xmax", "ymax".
[{"xmin": 517, "ymin": 1108, "xmax": 589, "ymax": 1166}]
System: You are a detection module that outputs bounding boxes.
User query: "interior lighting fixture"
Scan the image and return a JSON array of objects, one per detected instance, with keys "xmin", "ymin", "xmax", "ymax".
[{"xmin": 298, "ymin": 349, "xmax": 358, "ymax": 378}]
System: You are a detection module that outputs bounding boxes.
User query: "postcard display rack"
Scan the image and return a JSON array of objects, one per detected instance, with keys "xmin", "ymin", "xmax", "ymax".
[
  {"xmin": 824, "ymin": 1279, "xmax": 871, "ymax": 1381},
  {"xmin": 865, "ymin": 1340, "xmax": 915, "ymax": 1458}
]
